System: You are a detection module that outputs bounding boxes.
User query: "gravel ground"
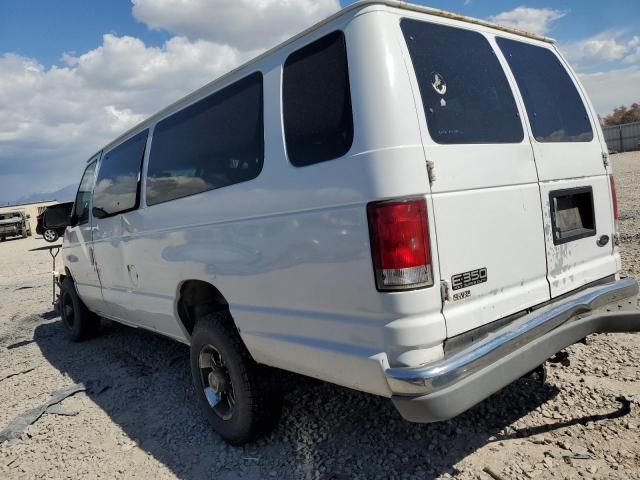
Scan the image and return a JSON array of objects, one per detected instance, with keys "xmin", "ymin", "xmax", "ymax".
[{"xmin": 1, "ymin": 153, "xmax": 640, "ymax": 480}]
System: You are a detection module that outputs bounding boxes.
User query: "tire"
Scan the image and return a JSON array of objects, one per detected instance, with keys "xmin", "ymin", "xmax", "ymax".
[
  {"xmin": 0, "ymin": 237, "xmax": 5, "ymax": 242},
  {"xmin": 190, "ymin": 313, "xmax": 282, "ymax": 445},
  {"xmin": 43, "ymin": 229, "xmax": 59, "ymax": 242},
  {"xmin": 21, "ymin": 229, "xmax": 27, "ymax": 239},
  {"xmin": 60, "ymin": 277, "xmax": 101, "ymax": 341}
]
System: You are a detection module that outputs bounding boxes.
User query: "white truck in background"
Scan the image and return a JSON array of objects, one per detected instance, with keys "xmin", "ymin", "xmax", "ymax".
[{"xmin": 0, "ymin": 210, "xmax": 31, "ymax": 241}]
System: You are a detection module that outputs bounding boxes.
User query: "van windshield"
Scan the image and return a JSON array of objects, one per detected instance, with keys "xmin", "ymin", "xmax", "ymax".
[{"xmin": 401, "ymin": 19, "xmax": 523, "ymax": 144}]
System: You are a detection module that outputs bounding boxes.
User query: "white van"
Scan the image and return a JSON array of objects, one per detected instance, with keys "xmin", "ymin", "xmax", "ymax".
[{"xmin": 61, "ymin": 0, "xmax": 640, "ymax": 445}]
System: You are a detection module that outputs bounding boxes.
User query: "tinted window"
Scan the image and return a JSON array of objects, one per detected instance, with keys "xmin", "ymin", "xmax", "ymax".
[
  {"xmin": 401, "ymin": 19, "xmax": 523, "ymax": 144},
  {"xmin": 44, "ymin": 203, "xmax": 73, "ymax": 228},
  {"xmin": 146, "ymin": 73, "xmax": 263, "ymax": 206},
  {"xmin": 73, "ymin": 161, "xmax": 97, "ymax": 225},
  {"xmin": 283, "ymin": 31, "xmax": 353, "ymax": 166},
  {"xmin": 497, "ymin": 38, "xmax": 593, "ymax": 143},
  {"xmin": 93, "ymin": 130, "xmax": 148, "ymax": 217}
]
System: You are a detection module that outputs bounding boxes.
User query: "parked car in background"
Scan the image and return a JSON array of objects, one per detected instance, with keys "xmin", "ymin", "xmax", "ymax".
[
  {"xmin": 58, "ymin": 0, "xmax": 640, "ymax": 446},
  {"xmin": 37, "ymin": 202, "xmax": 73, "ymax": 242},
  {"xmin": 0, "ymin": 210, "xmax": 31, "ymax": 241}
]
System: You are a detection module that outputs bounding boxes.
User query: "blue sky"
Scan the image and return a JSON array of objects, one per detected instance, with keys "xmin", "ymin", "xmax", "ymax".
[
  {"xmin": 2, "ymin": 0, "xmax": 638, "ymax": 71},
  {"xmin": 0, "ymin": 0, "xmax": 639, "ymax": 203}
]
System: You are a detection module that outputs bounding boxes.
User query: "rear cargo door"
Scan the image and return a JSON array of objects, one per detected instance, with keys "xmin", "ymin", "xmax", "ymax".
[
  {"xmin": 497, "ymin": 38, "xmax": 617, "ymax": 297},
  {"xmin": 400, "ymin": 18, "xmax": 551, "ymax": 337}
]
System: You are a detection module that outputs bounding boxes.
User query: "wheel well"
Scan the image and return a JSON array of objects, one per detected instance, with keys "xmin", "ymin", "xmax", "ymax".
[{"xmin": 177, "ymin": 280, "xmax": 230, "ymax": 337}]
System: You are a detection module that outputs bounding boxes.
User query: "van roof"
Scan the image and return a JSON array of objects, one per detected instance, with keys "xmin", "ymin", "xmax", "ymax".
[
  {"xmin": 370, "ymin": 1, "xmax": 554, "ymax": 43},
  {"xmin": 93, "ymin": 0, "xmax": 554, "ymax": 159}
]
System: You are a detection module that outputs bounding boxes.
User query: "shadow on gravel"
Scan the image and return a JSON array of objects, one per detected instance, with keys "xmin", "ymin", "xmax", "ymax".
[
  {"xmin": 33, "ymin": 315, "xmax": 592, "ymax": 479},
  {"xmin": 497, "ymin": 396, "xmax": 632, "ymax": 442},
  {"xmin": 40, "ymin": 310, "xmax": 59, "ymax": 321},
  {"xmin": 0, "ymin": 237, "xmax": 29, "ymax": 243}
]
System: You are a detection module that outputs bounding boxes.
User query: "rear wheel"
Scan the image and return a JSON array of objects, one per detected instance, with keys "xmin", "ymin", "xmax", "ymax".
[
  {"xmin": 60, "ymin": 277, "xmax": 101, "ymax": 341},
  {"xmin": 190, "ymin": 313, "xmax": 282, "ymax": 445},
  {"xmin": 21, "ymin": 229, "xmax": 27, "ymax": 239},
  {"xmin": 43, "ymin": 229, "xmax": 59, "ymax": 242}
]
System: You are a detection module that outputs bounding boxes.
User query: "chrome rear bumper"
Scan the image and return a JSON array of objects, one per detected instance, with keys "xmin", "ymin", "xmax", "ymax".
[{"xmin": 387, "ymin": 277, "xmax": 640, "ymax": 423}]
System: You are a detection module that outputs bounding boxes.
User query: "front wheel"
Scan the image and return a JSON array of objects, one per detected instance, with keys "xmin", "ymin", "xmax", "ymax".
[
  {"xmin": 43, "ymin": 229, "xmax": 59, "ymax": 242},
  {"xmin": 190, "ymin": 313, "xmax": 282, "ymax": 445},
  {"xmin": 60, "ymin": 277, "xmax": 101, "ymax": 341}
]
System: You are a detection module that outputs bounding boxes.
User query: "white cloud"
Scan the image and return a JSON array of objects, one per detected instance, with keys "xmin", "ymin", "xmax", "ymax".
[
  {"xmin": 579, "ymin": 66, "xmax": 640, "ymax": 115},
  {"xmin": 0, "ymin": 36, "xmax": 246, "ymax": 203},
  {"xmin": 132, "ymin": 0, "xmax": 340, "ymax": 51},
  {"xmin": 1, "ymin": 0, "xmax": 637, "ymax": 203},
  {"xmin": 0, "ymin": 0, "xmax": 341, "ymax": 203},
  {"xmin": 488, "ymin": 6, "xmax": 566, "ymax": 36},
  {"xmin": 625, "ymin": 35, "xmax": 640, "ymax": 63},
  {"xmin": 561, "ymin": 32, "xmax": 629, "ymax": 69}
]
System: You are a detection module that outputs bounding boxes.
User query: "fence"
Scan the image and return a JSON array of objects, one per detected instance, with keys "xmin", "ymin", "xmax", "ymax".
[{"xmin": 603, "ymin": 122, "xmax": 640, "ymax": 153}]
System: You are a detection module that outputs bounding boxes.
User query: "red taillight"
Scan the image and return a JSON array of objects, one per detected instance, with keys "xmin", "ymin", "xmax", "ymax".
[
  {"xmin": 610, "ymin": 175, "xmax": 619, "ymax": 221},
  {"xmin": 367, "ymin": 198, "xmax": 433, "ymax": 291}
]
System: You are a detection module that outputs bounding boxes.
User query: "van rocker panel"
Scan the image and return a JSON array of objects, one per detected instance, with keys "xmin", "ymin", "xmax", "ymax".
[{"xmin": 386, "ymin": 277, "xmax": 640, "ymax": 422}]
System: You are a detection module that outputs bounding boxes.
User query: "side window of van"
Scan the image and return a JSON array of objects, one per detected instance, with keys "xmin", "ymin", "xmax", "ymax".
[
  {"xmin": 283, "ymin": 31, "xmax": 353, "ymax": 166},
  {"xmin": 146, "ymin": 73, "xmax": 264, "ymax": 206},
  {"xmin": 497, "ymin": 38, "xmax": 594, "ymax": 143},
  {"xmin": 93, "ymin": 130, "xmax": 148, "ymax": 218},
  {"xmin": 401, "ymin": 19, "xmax": 524, "ymax": 144},
  {"xmin": 73, "ymin": 161, "xmax": 97, "ymax": 225}
]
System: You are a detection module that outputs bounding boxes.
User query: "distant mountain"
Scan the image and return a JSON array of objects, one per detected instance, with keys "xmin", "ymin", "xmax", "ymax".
[{"xmin": 5, "ymin": 184, "xmax": 76, "ymax": 206}]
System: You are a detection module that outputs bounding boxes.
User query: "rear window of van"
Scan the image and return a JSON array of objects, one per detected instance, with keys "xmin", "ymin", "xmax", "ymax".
[
  {"xmin": 401, "ymin": 19, "xmax": 524, "ymax": 144},
  {"xmin": 497, "ymin": 38, "xmax": 593, "ymax": 143}
]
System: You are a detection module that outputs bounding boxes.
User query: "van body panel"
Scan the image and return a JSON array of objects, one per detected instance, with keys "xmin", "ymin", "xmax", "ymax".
[
  {"xmin": 80, "ymin": 10, "xmax": 447, "ymax": 394},
  {"xmin": 498, "ymin": 40, "xmax": 617, "ymax": 298},
  {"xmin": 63, "ymin": 2, "xmax": 628, "ymax": 415},
  {"xmin": 64, "ymin": 157, "xmax": 104, "ymax": 313},
  {"xmin": 431, "ymin": 184, "xmax": 551, "ymax": 336},
  {"xmin": 396, "ymin": 13, "xmax": 552, "ymax": 335},
  {"xmin": 539, "ymin": 176, "xmax": 618, "ymax": 295}
]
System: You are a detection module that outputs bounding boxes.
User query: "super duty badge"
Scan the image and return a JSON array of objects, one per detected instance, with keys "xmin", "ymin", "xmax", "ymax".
[{"xmin": 452, "ymin": 268, "xmax": 487, "ymax": 290}]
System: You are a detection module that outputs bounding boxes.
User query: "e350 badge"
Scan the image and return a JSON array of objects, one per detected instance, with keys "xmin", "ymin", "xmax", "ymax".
[{"xmin": 451, "ymin": 267, "xmax": 487, "ymax": 291}]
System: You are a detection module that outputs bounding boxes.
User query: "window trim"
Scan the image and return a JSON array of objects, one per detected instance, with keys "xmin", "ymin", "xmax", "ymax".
[
  {"xmin": 92, "ymin": 129, "xmax": 149, "ymax": 220},
  {"xmin": 282, "ymin": 29, "xmax": 354, "ymax": 167},
  {"xmin": 72, "ymin": 157, "xmax": 99, "ymax": 227},
  {"xmin": 144, "ymin": 71, "xmax": 265, "ymax": 207}
]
